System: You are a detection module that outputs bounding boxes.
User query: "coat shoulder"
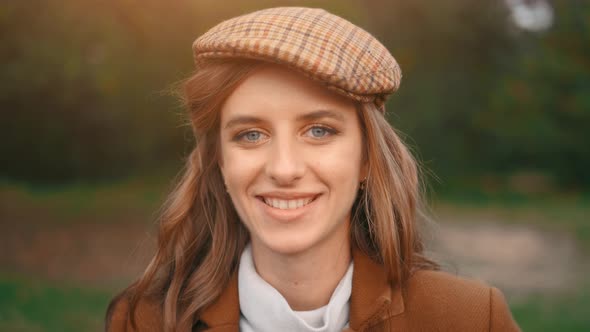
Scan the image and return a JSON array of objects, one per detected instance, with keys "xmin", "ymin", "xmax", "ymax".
[
  {"xmin": 105, "ymin": 292, "xmax": 164, "ymax": 332},
  {"xmin": 397, "ymin": 270, "xmax": 521, "ymax": 331},
  {"xmin": 406, "ymin": 269, "xmax": 491, "ymax": 302}
]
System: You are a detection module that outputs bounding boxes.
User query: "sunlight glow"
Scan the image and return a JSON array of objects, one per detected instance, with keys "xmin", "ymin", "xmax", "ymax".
[{"xmin": 505, "ymin": 0, "xmax": 554, "ymax": 32}]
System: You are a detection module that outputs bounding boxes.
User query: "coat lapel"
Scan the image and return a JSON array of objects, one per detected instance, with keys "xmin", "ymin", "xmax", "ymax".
[
  {"xmin": 348, "ymin": 247, "xmax": 405, "ymax": 331},
  {"xmin": 198, "ymin": 272, "xmax": 240, "ymax": 331}
]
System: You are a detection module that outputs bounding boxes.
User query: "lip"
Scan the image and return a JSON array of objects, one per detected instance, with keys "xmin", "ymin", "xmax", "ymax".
[
  {"xmin": 255, "ymin": 193, "xmax": 321, "ymax": 222},
  {"xmin": 256, "ymin": 191, "xmax": 320, "ymax": 200}
]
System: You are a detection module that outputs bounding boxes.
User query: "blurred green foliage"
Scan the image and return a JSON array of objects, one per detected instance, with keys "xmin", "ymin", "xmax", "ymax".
[
  {"xmin": 510, "ymin": 286, "xmax": 590, "ymax": 331},
  {"xmin": 1, "ymin": 0, "xmax": 588, "ymax": 188},
  {"xmin": 0, "ymin": 273, "xmax": 111, "ymax": 332},
  {"xmin": 0, "ymin": 175, "xmax": 168, "ymax": 226}
]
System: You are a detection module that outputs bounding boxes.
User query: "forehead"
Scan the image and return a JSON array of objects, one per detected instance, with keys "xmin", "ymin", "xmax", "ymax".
[{"xmin": 220, "ymin": 64, "xmax": 356, "ymax": 121}]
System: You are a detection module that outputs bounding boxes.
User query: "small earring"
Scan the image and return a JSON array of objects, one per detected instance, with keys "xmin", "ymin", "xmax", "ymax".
[{"xmin": 359, "ymin": 177, "xmax": 367, "ymax": 190}]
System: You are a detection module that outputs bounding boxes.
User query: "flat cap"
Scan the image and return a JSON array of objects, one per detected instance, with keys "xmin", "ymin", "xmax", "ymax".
[{"xmin": 192, "ymin": 7, "xmax": 401, "ymax": 108}]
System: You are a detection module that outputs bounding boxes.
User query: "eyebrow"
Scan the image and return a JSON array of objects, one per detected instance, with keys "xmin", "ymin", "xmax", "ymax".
[
  {"xmin": 223, "ymin": 109, "xmax": 345, "ymax": 129},
  {"xmin": 223, "ymin": 116, "xmax": 264, "ymax": 129},
  {"xmin": 297, "ymin": 109, "xmax": 345, "ymax": 123}
]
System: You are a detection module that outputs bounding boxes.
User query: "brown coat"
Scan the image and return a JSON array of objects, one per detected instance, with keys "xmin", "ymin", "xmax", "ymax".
[{"xmin": 107, "ymin": 247, "xmax": 521, "ymax": 332}]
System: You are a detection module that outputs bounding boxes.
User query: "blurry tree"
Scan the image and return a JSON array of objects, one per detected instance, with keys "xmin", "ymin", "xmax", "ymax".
[
  {"xmin": 365, "ymin": 0, "xmax": 589, "ymax": 189},
  {"xmin": 478, "ymin": 0, "xmax": 590, "ymax": 187},
  {"xmin": 1, "ymin": 0, "xmax": 201, "ymax": 182},
  {"xmin": 363, "ymin": 0, "xmax": 516, "ymax": 180}
]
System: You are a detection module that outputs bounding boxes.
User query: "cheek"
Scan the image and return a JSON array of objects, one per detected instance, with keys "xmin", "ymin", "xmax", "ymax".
[
  {"xmin": 220, "ymin": 148, "xmax": 262, "ymax": 195},
  {"xmin": 311, "ymin": 140, "xmax": 363, "ymax": 180}
]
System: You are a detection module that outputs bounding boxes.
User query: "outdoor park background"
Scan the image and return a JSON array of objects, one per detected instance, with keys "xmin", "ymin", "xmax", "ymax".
[{"xmin": 1, "ymin": 0, "xmax": 588, "ymax": 331}]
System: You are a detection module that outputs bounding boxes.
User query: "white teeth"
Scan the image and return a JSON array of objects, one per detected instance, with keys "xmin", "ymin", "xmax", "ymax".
[
  {"xmin": 262, "ymin": 197, "xmax": 315, "ymax": 209},
  {"xmin": 279, "ymin": 200, "xmax": 288, "ymax": 209}
]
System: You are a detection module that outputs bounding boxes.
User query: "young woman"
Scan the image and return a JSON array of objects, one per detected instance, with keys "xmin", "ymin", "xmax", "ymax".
[{"xmin": 106, "ymin": 7, "xmax": 521, "ymax": 332}]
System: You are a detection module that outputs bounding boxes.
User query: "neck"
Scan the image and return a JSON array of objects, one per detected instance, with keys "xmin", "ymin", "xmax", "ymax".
[{"xmin": 250, "ymin": 224, "xmax": 352, "ymax": 311}]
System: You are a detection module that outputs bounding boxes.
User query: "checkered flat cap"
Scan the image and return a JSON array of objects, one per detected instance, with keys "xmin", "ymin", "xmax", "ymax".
[{"xmin": 192, "ymin": 7, "xmax": 401, "ymax": 109}]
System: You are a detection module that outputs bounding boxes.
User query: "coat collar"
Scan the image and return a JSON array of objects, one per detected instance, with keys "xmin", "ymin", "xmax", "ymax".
[
  {"xmin": 199, "ymin": 272, "xmax": 240, "ymax": 329},
  {"xmin": 198, "ymin": 246, "xmax": 405, "ymax": 331},
  {"xmin": 348, "ymin": 247, "xmax": 404, "ymax": 330}
]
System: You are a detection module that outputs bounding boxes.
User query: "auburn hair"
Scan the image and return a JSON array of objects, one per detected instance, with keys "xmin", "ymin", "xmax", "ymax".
[{"xmin": 106, "ymin": 58, "xmax": 438, "ymax": 331}]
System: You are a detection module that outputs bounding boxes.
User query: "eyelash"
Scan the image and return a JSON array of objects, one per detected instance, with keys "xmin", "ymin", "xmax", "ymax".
[{"xmin": 233, "ymin": 125, "xmax": 339, "ymax": 143}]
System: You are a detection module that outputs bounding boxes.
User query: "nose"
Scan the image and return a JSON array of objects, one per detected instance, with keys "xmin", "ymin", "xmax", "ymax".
[{"xmin": 265, "ymin": 136, "xmax": 305, "ymax": 185}]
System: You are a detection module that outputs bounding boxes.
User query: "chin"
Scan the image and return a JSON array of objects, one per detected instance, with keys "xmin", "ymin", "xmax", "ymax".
[{"xmin": 256, "ymin": 232, "xmax": 320, "ymax": 256}]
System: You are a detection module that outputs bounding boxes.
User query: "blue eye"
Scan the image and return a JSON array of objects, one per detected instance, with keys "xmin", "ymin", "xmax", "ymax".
[
  {"xmin": 310, "ymin": 127, "xmax": 326, "ymax": 137},
  {"xmin": 307, "ymin": 126, "xmax": 335, "ymax": 138},
  {"xmin": 235, "ymin": 130, "xmax": 266, "ymax": 143},
  {"xmin": 244, "ymin": 131, "xmax": 261, "ymax": 141}
]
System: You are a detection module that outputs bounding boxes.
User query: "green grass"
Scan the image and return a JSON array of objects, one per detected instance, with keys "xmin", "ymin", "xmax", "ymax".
[
  {"xmin": 511, "ymin": 286, "xmax": 590, "ymax": 331},
  {"xmin": 0, "ymin": 273, "xmax": 113, "ymax": 332}
]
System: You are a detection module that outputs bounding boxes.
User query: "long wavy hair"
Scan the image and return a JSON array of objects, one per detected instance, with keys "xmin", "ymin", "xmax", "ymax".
[{"xmin": 106, "ymin": 58, "xmax": 438, "ymax": 331}]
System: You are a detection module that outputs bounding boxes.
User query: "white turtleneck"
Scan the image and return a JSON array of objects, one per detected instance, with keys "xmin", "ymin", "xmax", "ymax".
[{"xmin": 238, "ymin": 244, "xmax": 353, "ymax": 332}]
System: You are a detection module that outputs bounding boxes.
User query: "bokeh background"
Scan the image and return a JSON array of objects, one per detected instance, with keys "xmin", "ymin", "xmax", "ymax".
[{"xmin": 1, "ymin": 0, "xmax": 589, "ymax": 331}]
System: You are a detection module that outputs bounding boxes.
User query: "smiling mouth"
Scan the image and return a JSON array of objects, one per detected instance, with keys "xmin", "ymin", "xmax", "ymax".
[{"xmin": 257, "ymin": 195, "xmax": 320, "ymax": 210}]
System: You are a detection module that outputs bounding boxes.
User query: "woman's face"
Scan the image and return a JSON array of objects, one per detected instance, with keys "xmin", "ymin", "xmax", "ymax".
[{"xmin": 219, "ymin": 64, "xmax": 365, "ymax": 256}]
